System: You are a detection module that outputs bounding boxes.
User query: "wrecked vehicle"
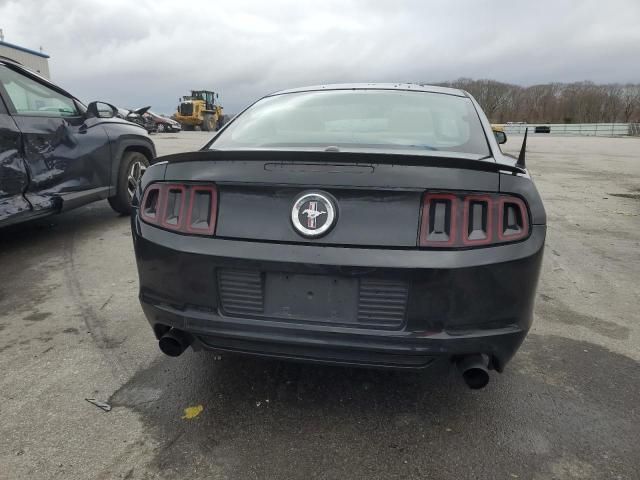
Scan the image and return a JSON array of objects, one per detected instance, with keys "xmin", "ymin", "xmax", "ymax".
[
  {"xmin": 117, "ymin": 106, "xmax": 156, "ymax": 134},
  {"xmin": 0, "ymin": 58, "xmax": 156, "ymax": 226},
  {"xmin": 131, "ymin": 84, "xmax": 546, "ymax": 389},
  {"xmin": 144, "ymin": 110, "xmax": 181, "ymax": 133}
]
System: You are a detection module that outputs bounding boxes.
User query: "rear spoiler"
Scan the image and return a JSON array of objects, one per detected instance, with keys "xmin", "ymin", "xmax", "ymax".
[{"xmin": 160, "ymin": 150, "xmax": 527, "ymax": 175}]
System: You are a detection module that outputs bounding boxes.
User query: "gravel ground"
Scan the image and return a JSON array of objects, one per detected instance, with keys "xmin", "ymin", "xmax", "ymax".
[{"xmin": 0, "ymin": 132, "xmax": 638, "ymax": 480}]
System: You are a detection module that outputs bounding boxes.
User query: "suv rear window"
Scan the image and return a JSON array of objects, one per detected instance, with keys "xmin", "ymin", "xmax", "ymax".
[{"xmin": 211, "ymin": 89, "xmax": 490, "ymax": 156}]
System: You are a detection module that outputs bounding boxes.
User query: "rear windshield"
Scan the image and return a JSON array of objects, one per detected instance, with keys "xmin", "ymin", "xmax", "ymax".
[{"xmin": 210, "ymin": 89, "xmax": 490, "ymax": 156}]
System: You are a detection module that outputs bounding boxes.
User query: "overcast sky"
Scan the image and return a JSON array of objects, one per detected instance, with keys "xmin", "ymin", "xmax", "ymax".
[{"xmin": 1, "ymin": 0, "xmax": 639, "ymax": 114}]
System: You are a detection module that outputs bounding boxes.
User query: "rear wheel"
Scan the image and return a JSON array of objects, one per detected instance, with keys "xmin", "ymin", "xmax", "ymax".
[
  {"xmin": 201, "ymin": 113, "xmax": 215, "ymax": 132},
  {"xmin": 157, "ymin": 123, "xmax": 165, "ymax": 133},
  {"xmin": 108, "ymin": 151, "xmax": 149, "ymax": 215}
]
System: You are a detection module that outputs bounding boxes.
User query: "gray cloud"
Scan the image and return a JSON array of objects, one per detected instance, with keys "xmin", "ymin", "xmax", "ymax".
[{"xmin": 1, "ymin": 0, "xmax": 639, "ymax": 114}]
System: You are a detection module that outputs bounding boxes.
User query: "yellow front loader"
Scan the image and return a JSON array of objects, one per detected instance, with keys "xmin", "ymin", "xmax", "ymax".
[{"xmin": 175, "ymin": 90, "xmax": 226, "ymax": 131}]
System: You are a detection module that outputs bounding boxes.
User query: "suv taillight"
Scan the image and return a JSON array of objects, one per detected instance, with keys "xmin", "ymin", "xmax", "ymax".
[
  {"xmin": 419, "ymin": 192, "xmax": 529, "ymax": 248},
  {"xmin": 140, "ymin": 183, "xmax": 217, "ymax": 236}
]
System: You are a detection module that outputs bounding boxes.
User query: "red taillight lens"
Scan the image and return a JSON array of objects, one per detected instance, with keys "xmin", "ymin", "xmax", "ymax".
[
  {"xmin": 462, "ymin": 194, "xmax": 494, "ymax": 246},
  {"xmin": 161, "ymin": 184, "xmax": 187, "ymax": 231},
  {"xmin": 497, "ymin": 196, "xmax": 528, "ymax": 242},
  {"xmin": 140, "ymin": 185, "xmax": 161, "ymax": 223},
  {"xmin": 418, "ymin": 193, "xmax": 458, "ymax": 247},
  {"xmin": 140, "ymin": 183, "xmax": 218, "ymax": 236},
  {"xmin": 419, "ymin": 192, "xmax": 529, "ymax": 248},
  {"xmin": 185, "ymin": 185, "xmax": 217, "ymax": 235}
]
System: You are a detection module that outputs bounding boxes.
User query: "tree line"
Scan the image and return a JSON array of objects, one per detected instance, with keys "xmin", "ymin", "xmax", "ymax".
[{"xmin": 431, "ymin": 79, "xmax": 640, "ymax": 124}]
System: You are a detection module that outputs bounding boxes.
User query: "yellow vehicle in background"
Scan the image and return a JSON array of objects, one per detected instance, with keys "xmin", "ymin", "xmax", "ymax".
[{"xmin": 175, "ymin": 90, "xmax": 227, "ymax": 131}]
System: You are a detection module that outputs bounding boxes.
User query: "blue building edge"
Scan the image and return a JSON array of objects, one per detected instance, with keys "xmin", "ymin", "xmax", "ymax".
[{"xmin": 0, "ymin": 39, "xmax": 49, "ymax": 59}]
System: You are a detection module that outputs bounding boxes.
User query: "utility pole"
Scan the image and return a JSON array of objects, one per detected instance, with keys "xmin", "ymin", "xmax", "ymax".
[{"xmin": 0, "ymin": 29, "xmax": 4, "ymax": 42}]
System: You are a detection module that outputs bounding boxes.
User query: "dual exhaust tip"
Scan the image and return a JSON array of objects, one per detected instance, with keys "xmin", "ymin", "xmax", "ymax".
[
  {"xmin": 158, "ymin": 328, "xmax": 192, "ymax": 357},
  {"xmin": 457, "ymin": 354, "xmax": 490, "ymax": 389},
  {"xmin": 158, "ymin": 329, "xmax": 491, "ymax": 389}
]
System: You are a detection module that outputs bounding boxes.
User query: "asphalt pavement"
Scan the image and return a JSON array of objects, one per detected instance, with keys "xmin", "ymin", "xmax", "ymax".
[{"xmin": 0, "ymin": 132, "xmax": 638, "ymax": 480}]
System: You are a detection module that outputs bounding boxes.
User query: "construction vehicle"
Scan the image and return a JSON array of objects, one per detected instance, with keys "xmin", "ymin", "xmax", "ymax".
[{"xmin": 175, "ymin": 90, "xmax": 226, "ymax": 132}]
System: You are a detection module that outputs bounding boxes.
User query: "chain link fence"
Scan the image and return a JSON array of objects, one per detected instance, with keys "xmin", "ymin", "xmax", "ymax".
[{"xmin": 500, "ymin": 123, "xmax": 640, "ymax": 137}]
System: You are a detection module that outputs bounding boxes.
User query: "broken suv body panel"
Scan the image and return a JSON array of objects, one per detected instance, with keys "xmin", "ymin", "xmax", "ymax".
[{"xmin": 0, "ymin": 59, "xmax": 156, "ymax": 227}]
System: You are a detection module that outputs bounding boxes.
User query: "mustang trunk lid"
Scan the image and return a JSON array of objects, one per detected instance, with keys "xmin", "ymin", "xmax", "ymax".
[{"xmin": 162, "ymin": 150, "xmax": 501, "ymax": 247}]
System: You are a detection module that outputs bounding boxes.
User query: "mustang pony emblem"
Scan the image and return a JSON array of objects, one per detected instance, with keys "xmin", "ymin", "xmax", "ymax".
[
  {"xmin": 291, "ymin": 192, "xmax": 336, "ymax": 237},
  {"xmin": 301, "ymin": 201, "xmax": 327, "ymax": 228}
]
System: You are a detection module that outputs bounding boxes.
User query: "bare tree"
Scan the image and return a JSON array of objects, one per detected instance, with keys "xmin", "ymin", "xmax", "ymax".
[
  {"xmin": 425, "ymin": 78, "xmax": 640, "ymax": 123},
  {"xmin": 620, "ymin": 84, "xmax": 640, "ymax": 123}
]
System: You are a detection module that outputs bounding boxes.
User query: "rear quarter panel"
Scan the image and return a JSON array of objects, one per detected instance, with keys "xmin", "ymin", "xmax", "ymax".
[{"xmin": 500, "ymin": 172, "xmax": 546, "ymax": 225}]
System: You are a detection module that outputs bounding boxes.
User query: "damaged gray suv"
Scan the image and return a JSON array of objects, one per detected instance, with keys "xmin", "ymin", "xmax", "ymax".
[{"xmin": 0, "ymin": 57, "xmax": 156, "ymax": 227}]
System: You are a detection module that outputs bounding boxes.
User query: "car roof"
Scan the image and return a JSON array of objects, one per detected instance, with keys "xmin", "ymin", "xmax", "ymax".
[{"xmin": 269, "ymin": 83, "xmax": 467, "ymax": 97}]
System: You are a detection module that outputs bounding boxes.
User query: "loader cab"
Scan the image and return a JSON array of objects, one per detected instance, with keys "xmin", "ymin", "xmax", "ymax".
[{"xmin": 191, "ymin": 90, "xmax": 218, "ymax": 110}]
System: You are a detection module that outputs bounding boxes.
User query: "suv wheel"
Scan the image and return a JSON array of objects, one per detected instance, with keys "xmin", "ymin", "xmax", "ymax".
[{"xmin": 108, "ymin": 151, "xmax": 149, "ymax": 214}]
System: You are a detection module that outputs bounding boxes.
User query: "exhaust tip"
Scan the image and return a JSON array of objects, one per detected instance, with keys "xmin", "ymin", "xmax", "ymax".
[
  {"xmin": 158, "ymin": 329, "xmax": 192, "ymax": 357},
  {"xmin": 457, "ymin": 354, "xmax": 490, "ymax": 389},
  {"xmin": 462, "ymin": 367, "xmax": 490, "ymax": 390}
]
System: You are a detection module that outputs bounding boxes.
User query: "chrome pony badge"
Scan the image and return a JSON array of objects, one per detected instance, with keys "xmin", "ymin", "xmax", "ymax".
[{"xmin": 291, "ymin": 191, "xmax": 337, "ymax": 237}]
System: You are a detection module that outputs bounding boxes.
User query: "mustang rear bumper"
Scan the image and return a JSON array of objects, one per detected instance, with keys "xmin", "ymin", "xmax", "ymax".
[{"xmin": 133, "ymin": 219, "xmax": 545, "ymax": 370}]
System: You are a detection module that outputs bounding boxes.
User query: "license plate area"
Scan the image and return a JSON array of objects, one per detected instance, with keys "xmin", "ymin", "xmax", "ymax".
[
  {"xmin": 217, "ymin": 269, "xmax": 408, "ymax": 329},
  {"xmin": 264, "ymin": 273, "xmax": 358, "ymax": 324}
]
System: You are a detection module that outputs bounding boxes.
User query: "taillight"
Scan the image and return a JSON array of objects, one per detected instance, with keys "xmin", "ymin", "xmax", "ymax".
[
  {"xmin": 497, "ymin": 196, "xmax": 528, "ymax": 242},
  {"xmin": 419, "ymin": 192, "xmax": 529, "ymax": 248},
  {"xmin": 161, "ymin": 184, "xmax": 187, "ymax": 231},
  {"xmin": 419, "ymin": 193, "xmax": 458, "ymax": 247},
  {"xmin": 140, "ymin": 183, "xmax": 217, "ymax": 236}
]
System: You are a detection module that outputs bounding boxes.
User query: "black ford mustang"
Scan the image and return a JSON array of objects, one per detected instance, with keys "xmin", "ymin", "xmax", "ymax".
[{"xmin": 132, "ymin": 84, "xmax": 545, "ymax": 389}]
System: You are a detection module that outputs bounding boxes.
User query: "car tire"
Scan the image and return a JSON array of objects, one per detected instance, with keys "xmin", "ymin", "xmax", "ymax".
[
  {"xmin": 157, "ymin": 123, "xmax": 165, "ymax": 133},
  {"xmin": 108, "ymin": 151, "xmax": 149, "ymax": 215}
]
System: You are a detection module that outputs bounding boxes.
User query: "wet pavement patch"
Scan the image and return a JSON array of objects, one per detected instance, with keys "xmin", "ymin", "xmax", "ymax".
[
  {"xmin": 536, "ymin": 298, "xmax": 630, "ymax": 340},
  {"xmin": 23, "ymin": 311, "xmax": 52, "ymax": 322},
  {"xmin": 608, "ymin": 192, "xmax": 640, "ymax": 200},
  {"xmin": 109, "ymin": 334, "xmax": 639, "ymax": 479}
]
